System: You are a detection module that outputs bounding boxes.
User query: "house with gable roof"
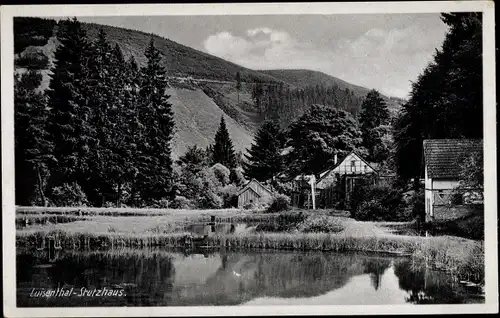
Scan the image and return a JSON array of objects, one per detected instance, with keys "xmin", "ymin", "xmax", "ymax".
[
  {"xmin": 286, "ymin": 151, "xmax": 381, "ymax": 209},
  {"xmin": 315, "ymin": 151, "xmax": 379, "ymax": 209},
  {"xmin": 422, "ymin": 139, "xmax": 483, "ymax": 222},
  {"xmin": 236, "ymin": 179, "xmax": 274, "ymax": 208}
]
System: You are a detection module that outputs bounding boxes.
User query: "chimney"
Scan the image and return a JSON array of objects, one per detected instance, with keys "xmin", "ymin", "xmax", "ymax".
[{"xmin": 334, "ymin": 153, "xmax": 338, "ymax": 165}]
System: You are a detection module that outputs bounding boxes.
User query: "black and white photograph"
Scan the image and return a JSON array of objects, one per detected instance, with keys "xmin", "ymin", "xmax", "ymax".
[{"xmin": 1, "ymin": 2, "xmax": 497, "ymax": 316}]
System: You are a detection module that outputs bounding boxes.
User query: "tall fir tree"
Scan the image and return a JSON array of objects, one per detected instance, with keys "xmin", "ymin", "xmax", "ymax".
[
  {"xmin": 84, "ymin": 28, "xmax": 117, "ymax": 205},
  {"xmin": 46, "ymin": 17, "xmax": 93, "ymax": 194},
  {"xmin": 135, "ymin": 37, "xmax": 176, "ymax": 203},
  {"xmin": 108, "ymin": 44, "xmax": 138, "ymax": 206},
  {"xmin": 243, "ymin": 120, "xmax": 284, "ymax": 182},
  {"xmin": 212, "ymin": 116, "xmax": 236, "ymax": 168}
]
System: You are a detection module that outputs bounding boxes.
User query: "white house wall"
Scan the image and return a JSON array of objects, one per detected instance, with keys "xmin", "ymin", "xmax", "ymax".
[
  {"xmin": 432, "ymin": 179, "xmax": 459, "ymax": 190},
  {"xmin": 424, "ymin": 164, "xmax": 434, "ymax": 219},
  {"xmin": 425, "ymin": 166, "xmax": 461, "ymax": 220},
  {"xmin": 316, "ymin": 153, "xmax": 374, "ymax": 190}
]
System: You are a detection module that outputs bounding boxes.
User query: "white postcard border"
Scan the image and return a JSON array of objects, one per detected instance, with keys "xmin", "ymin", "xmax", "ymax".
[{"xmin": 1, "ymin": 2, "xmax": 497, "ymax": 317}]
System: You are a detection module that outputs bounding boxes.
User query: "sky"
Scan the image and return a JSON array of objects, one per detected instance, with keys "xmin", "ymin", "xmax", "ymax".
[{"xmin": 76, "ymin": 14, "xmax": 448, "ymax": 98}]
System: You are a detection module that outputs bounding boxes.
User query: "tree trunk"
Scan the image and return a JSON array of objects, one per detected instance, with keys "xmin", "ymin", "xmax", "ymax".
[
  {"xmin": 35, "ymin": 164, "xmax": 47, "ymax": 207},
  {"xmin": 116, "ymin": 183, "xmax": 122, "ymax": 207}
]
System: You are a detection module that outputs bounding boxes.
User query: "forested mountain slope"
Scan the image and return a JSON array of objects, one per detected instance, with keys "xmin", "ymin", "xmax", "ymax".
[{"xmin": 14, "ymin": 17, "xmax": 401, "ymax": 158}]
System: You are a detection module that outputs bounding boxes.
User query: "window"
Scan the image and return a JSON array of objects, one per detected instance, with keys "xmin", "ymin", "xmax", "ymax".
[
  {"xmin": 364, "ymin": 165, "xmax": 368, "ymax": 173},
  {"xmin": 351, "ymin": 160, "xmax": 356, "ymax": 172}
]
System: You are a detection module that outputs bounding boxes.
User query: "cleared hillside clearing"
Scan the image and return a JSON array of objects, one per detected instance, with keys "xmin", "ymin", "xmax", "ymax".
[{"xmin": 168, "ymin": 88, "xmax": 254, "ymax": 158}]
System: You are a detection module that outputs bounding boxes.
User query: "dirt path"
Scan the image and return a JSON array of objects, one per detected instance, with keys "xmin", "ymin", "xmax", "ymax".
[{"xmin": 339, "ymin": 219, "xmax": 392, "ymax": 237}]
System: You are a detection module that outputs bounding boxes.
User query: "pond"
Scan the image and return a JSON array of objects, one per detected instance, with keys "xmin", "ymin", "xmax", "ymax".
[{"xmin": 16, "ymin": 248, "xmax": 484, "ymax": 307}]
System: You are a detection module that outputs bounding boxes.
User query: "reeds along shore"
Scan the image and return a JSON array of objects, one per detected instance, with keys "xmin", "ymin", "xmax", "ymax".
[{"xmin": 16, "ymin": 229, "xmax": 484, "ymax": 284}]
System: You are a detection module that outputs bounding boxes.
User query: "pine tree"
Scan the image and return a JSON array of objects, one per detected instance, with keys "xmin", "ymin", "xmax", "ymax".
[
  {"xmin": 121, "ymin": 55, "xmax": 142, "ymax": 205},
  {"xmin": 105, "ymin": 43, "xmax": 136, "ymax": 206},
  {"xmin": 46, "ymin": 17, "xmax": 92, "ymax": 195},
  {"xmin": 177, "ymin": 145, "xmax": 209, "ymax": 175},
  {"xmin": 212, "ymin": 116, "xmax": 236, "ymax": 168},
  {"xmin": 135, "ymin": 37, "xmax": 176, "ymax": 203},
  {"xmin": 84, "ymin": 28, "xmax": 117, "ymax": 205},
  {"xmin": 243, "ymin": 120, "xmax": 284, "ymax": 182}
]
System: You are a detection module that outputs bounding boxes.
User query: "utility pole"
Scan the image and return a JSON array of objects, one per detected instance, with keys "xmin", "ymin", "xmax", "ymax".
[{"xmin": 308, "ymin": 175, "xmax": 316, "ymax": 210}]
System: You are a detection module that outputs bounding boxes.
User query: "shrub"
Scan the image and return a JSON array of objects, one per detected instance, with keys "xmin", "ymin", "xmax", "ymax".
[
  {"xmin": 267, "ymin": 194, "xmax": 291, "ymax": 213},
  {"xmin": 255, "ymin": 211, "xmax": 307, "ymax": 232},
  {"xmin": 171, "ymin": 196, "xmax": 194, "ymax": 209},
  {"xmin": 150, "ymin": 199, "xmax": 171, "ymax": 208},
  {"xmin": 356, "ymin": 199, "xmax": 386, "ymax": 221},
  {"xmin": 243, "ymin": 201, "xmax": 258, "ymax": 210},
  {"xmin": 196, "ymin": 190, "xmax": 223, "ymax": 209},
  {"xmin": 426, "ymin": 215, "xmax": 484, "ymax": 240},
  {"xmin": 219, "ymin": 184, "xmax": 239, "ymax": 208},
  {"xmin": 229, "ymin": 167, "xmax": 246, "ymax": 186},
  {"xmin": 297, "ymin": 215, "xmax": 345, "ymax": 233},
  {"xmin": 211, "ymin": 163, "xmax": 230, "ymax": 185},
  {"xmin": 352, "ymin": 182, "xmax": 408, "ymax": 221},
  {"xmin": 242, "ymin": 200, "xmax": 269, "ymax": 211},
  {"xmin": 50, "ymin": 182, "xmax": 88, "ymax": 207},
  {"xmin": 408, "ymin": 189, "xmax": 425, "ymax": 220},
  {"xmin": 103, "ymin": 201, "xmax": 115, "ymax": 208},
  {"xmin": 271, "ymin": 181, "xmax": 294, "ymax": 197}
]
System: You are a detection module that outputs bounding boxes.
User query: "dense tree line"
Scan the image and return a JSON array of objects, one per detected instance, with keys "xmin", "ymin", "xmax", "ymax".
[
  {"xmin": 15, "ymin": 18, "xmax": 175, "ymax": 207},
  {"xmin": 251, "ymin": 80, "xmax": 362, "ymax": 127},
  {"xmin": 394, "ymin": 13, "xmax": 483, "ymax": 185}
]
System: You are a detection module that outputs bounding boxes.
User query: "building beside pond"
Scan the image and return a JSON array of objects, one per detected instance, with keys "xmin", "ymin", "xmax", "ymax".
[
  {"xmin": 288, "ymin": 151, "xmax": 381, "ymax": 210},
  {"xmin": 237, "ymin": 179, "xmax": 273, "ymax": 208},
  {"xmin": 316, "ymin": 151, "xmax": 379, "ymax": 209},
  {"xmin": 422, "ymin": 139, "xmax": 483, "ymax": 222}
]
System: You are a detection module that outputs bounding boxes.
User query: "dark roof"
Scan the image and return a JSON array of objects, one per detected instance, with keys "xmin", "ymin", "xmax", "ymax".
[{"xmin": 423, "ymin": 139, "xmax": 483, "ymax": 179}]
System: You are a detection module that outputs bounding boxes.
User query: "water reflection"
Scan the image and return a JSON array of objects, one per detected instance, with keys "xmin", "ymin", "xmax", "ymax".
[
  {"xmin": 16, "ymin": 248, "xmax": 483, "ymax": 307},
  {"xmin": 394, "ymin": 261, "xmax": 483, "ymax": 304}
]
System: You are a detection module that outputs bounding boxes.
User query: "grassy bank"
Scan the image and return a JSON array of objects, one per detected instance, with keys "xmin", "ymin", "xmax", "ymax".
[
  {"xmin": 16, "ymin": 228, "xmax": 484, "ymax": 284},
  {"xmin": 16, "ymin": 206, "xmax": 256, "ymax": 217}
]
